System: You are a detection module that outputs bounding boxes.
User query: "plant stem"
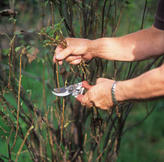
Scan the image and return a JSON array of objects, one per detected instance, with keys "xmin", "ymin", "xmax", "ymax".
[
  {"xmin": 11, "ymin": 48, "xmax": 25, "ymax": 151},
  {"xmin": 60, "ymin": 97, "xmax": 65, "ymax": 144},
  {"xmin": 15, "ymin": 125, "xmax": 34, "ymax": 162}
]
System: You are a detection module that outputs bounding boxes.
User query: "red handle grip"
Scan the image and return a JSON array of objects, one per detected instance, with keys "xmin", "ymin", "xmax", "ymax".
[
  {"xmin": 76, "ymin": 81, "xmax": 92, "ymax": 102},
  {"xmin": 82, "ymin": 81, "xmax": 92, "ymax": 90}
]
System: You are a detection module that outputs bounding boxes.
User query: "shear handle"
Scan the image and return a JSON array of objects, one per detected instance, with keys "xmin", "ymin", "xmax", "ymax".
[
  {"xmin": 82, "ymin": 81, "xmax": 92, "ymax": 90},
  {"xmin": 76, "ymin": 81, "xmax": 92, "ymax": 102}
]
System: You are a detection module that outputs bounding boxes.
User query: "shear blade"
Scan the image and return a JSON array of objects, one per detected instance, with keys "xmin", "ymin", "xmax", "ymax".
[
  {"xmin": 52, "ymin": 82, "xmax": 83, "ymax": 97},
  {"xmin": 52, "ymin": 87, "xmax": 71, "ymax": 97}
]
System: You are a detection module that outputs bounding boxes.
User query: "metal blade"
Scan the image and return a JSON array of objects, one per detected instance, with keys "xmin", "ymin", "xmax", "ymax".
[
  {"xmin": 52, "ymin": 87, "xmax": 72, "ymax": 97},
  {"xmin": 52, "ymin": 82, "xmax": 83, "ymax": 97}
]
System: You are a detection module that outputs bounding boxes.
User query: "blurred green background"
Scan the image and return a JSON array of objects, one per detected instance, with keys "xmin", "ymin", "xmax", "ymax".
[{"xmin": 0, "ymin": 0, "xmax": 163, "ymax": 161}]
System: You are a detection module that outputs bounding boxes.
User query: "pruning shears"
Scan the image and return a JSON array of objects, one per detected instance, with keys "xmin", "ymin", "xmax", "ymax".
[{"xmin": 52, "ymin": 81, "xmax": 92, "ymax": 98}]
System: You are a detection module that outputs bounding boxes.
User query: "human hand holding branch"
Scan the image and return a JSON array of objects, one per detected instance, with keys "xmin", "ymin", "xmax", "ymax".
[
  {"xmin": 53, "ymin": 26, "xmax": 164, "ymax": 110},
  {"xmin": 53, "ymin": 38, "xmax": 94, "ymax": 65}
]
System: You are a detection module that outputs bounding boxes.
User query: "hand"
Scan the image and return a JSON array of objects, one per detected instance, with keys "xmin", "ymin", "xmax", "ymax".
[
  {"xmin": 53, "ymin": 38, "xmax": 94, "ymax": 65},
  {"xmin": 77, "ymin": 78, "xmax": 115, "ymax": 110}
]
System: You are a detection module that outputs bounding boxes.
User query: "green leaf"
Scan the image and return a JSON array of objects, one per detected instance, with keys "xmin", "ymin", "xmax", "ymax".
[
  {"xmin": 9, "ymin": 17, "xmax": 16, "ymax": 23},
  {"xmin": 55, "ymin": 35, "xmax": 60, "ymax": 41},
  {"xmin": 15, "ymin": 46, "xmax": 22, "ymax": 53},
  {"xmin": 2, "ymin": 49, "xmax": 9, "ymax": 56},
  {"xmin": 48, "ymin": 30, "xmax": 55, "ymax": 37},
  {"xmin": 45, "ymin": 26, "xmax": 52, "ymax": 33},
  {"xmin": 45, "ymin": 0, "xmax": 49, "ymax": 6},
  {"xmin": 14, "ymin": 31, "xmax": 21, "ymax": 35}
]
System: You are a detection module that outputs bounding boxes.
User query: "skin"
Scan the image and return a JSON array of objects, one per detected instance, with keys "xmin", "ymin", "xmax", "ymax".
[{"xmin": 53, "ymin": 26, "xmax": 164, "ymax": 110}]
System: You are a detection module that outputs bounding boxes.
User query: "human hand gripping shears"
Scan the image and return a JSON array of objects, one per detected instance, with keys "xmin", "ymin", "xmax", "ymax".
[{"xmin": 52, "ymin": 81, "xmax": 92, "ymax": 99}]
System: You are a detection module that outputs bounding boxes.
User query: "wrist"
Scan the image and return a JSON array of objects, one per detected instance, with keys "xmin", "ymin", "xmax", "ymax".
[
  {"xmin": 115, "ymin": 80, "xmax": 135, "ymax": 102},
  {"xmin": 114, "ymin": 81, "xmax": 128, "ymax": 102},
  {"xmin": 88, "ymin": 38, "xmax": 118, "ymax": 60},
  {"xmin": 87, "ymin": 40, "xmax": 97, "ymax": 58},
  {"xmin": 111, "ymin": 81, "xmax": 119, "ymax": 105},
  {"xmin": 88, "ymin": 38, "xmax": 105, "ymax": 58},
  {"xmin": 111, "ymin": 81, "xmax": 126, "ymax": 105}
]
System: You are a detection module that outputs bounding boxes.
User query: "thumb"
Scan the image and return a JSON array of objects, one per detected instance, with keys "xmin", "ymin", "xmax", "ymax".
[
  {"xmin": 55, "ymin": 47, "xmax": 72, "ymax": 60},
  {"xmin": 76, "ymin": 93, "xmax": 93, "ymax": 108},
  {"xmin": 76, "ymin": 81, "xmax": 92, "ymax": 103},
  {"xmin": 76, "ymin": 94, "xmax": 83, "ymax": 102}
]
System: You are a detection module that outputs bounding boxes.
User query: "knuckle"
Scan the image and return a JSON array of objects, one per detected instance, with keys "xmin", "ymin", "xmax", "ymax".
[
  {"xmin": 86, "ymin": 91, "xmax": 91, "ymax": 98},
  {"xmin": 96, "ymin": 78, "xmax": 104, "ymax": 84},
  {"xmin": 66, "ymin": 56, "xmax": 73, "ymax": 62},
  {"xmin": 82, "ymin": 95, "xmax": 88, "ymax": 104},
  {"xmin": 86, "ymin": 103, "xmax": 91, "ymax": 108}
]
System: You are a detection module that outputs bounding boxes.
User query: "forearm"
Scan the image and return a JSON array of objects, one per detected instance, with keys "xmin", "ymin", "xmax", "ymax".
[
  {"xmin": 89, "ymin": 26, "xmax": 164, "ymax": 61},
  {"xmin": 116, "ymin": 64, "xmax": 164, "ymax": 101}
]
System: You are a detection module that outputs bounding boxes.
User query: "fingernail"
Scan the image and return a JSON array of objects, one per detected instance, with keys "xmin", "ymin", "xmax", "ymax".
[
  {"xmin": 55, "ymin": 55, "xmax": 60, "ymax": 59},
  {"xmin": 59, "ymin": 61, "xmax": 63, "ymax": 65},
  {"xmin": 53, "ymin": 56, "xmax": 56, "ymax": 62},
  {"xmin": 56, "ymin": 54, "xmax": 63, "ymax": 60},
  {"xmin": 72, "ymin": 59, "xmax": 81, "ymax": 64}
]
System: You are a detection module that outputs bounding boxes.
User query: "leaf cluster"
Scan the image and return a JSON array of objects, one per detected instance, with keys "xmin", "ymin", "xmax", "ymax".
[{"xmin": 39, "ymin": 19, "xmax": 66, "ymax": 48}]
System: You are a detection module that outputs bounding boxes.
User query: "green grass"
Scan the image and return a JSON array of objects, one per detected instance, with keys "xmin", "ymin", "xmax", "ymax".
[
  {"xmin": 0, "ymin": 0, "xmax": 163, "ymax": 161},
  {"xmin": 1, "ymin": 56, "xmax": 164, "ymax": 162},
  {"xmin": 118, "ymin": 102, "xmax": 164, "ymax": 162}
]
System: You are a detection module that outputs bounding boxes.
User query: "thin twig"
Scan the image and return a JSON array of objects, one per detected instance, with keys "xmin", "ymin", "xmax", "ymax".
[
  {"xmin": 140, "ymin": 0, "xmax": 147, "ymax": 29},
  {"xmin": 123, "ymin": 104, "xmax": 156, "ymax": 135},
  {"xmin": 101, "ymin": 0, "xmax": 108, "ymax": 37},
  {"xmin": 11, "ymin": 48, "xmax": 25, "ymax": 151},
  {"xmin": 15, "ymin": 125, "xmax": 34, "ymax": 162},
  {"xmin": 60, "ymin": 97, "xmax": 65, "ymax": 143}
]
